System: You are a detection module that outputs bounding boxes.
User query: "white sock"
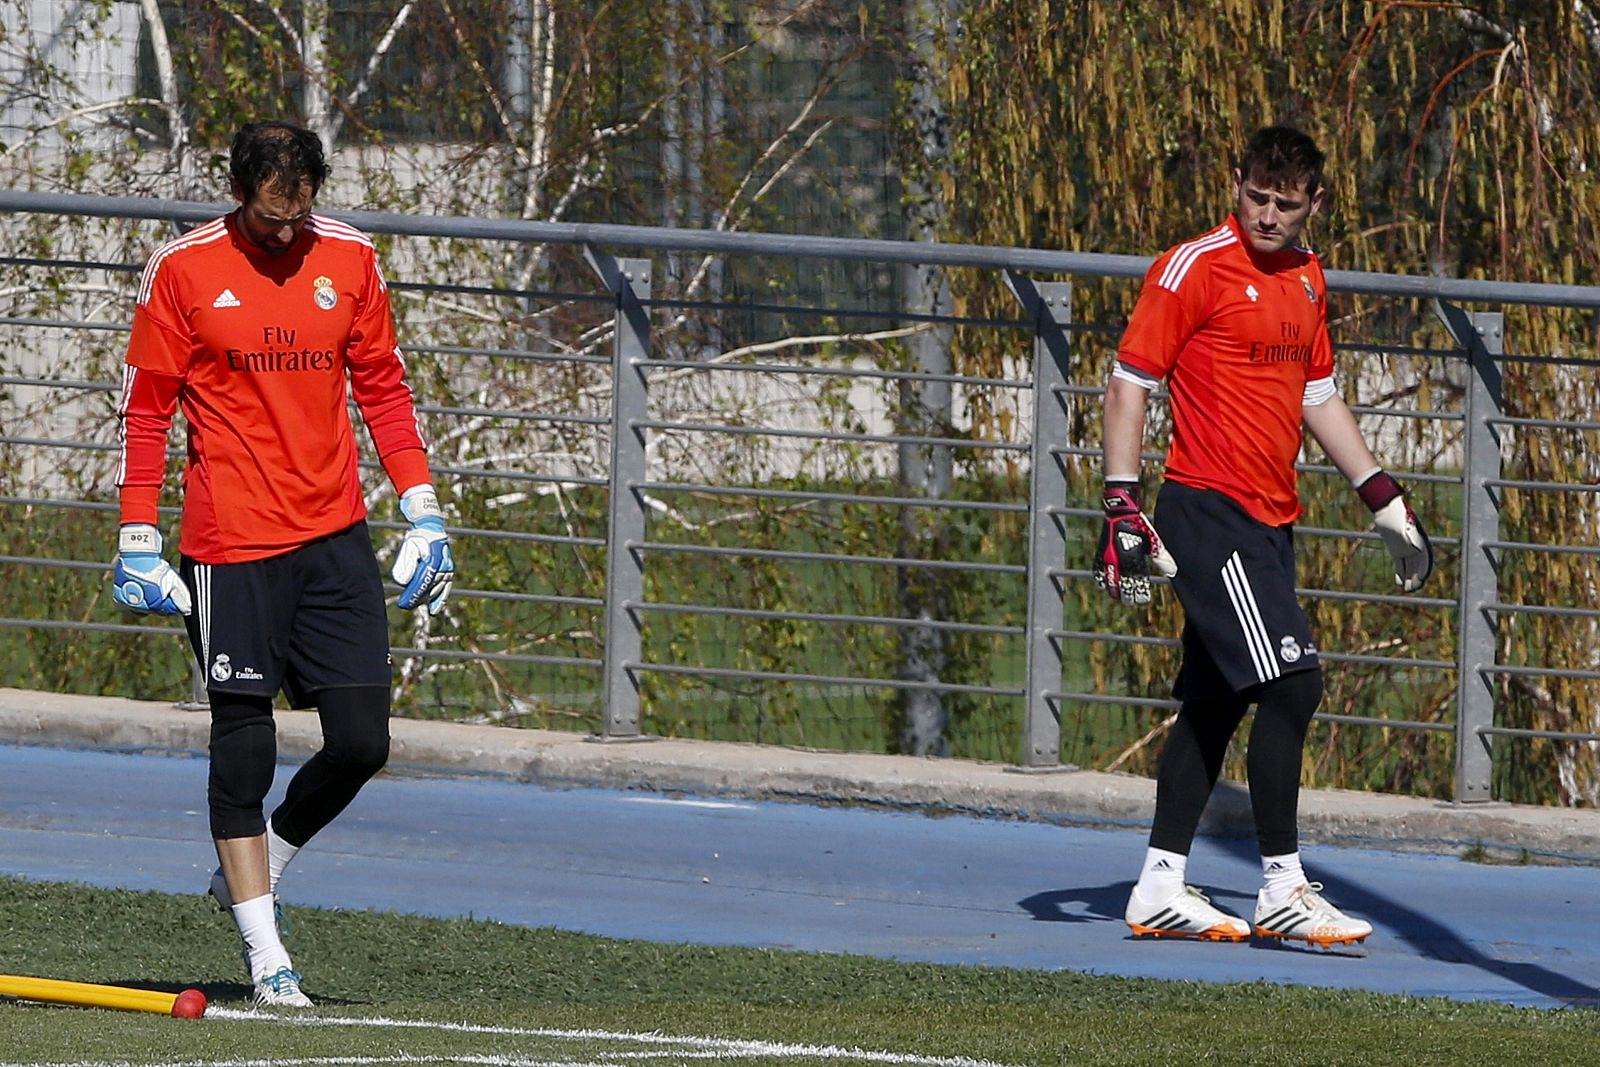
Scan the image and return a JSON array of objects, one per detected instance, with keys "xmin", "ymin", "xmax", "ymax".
[
  {"xmin": 1260, "ymin": 852, "xmax": 1306, "ymax": 905},
  {"xmin": 232, "ymin": 894, "xmax": 292, "ymax": 981},
  {"xmin": 266, "ymin": 820, "xmax": 300, "ymax": 893},
  {"xmin": 1133, "ymin": 847, "xmax": 1188, "ymax": 902}
]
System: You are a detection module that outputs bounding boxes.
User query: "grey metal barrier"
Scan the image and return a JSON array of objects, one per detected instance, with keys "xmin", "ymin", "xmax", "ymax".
[{"xmin": 3, "ymin": 189, "xmax": 1600, "ymax": 806}]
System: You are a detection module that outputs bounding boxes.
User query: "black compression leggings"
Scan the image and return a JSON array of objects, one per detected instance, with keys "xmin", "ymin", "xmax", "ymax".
[
  {"xmin": 1148, "ymin": 669, "xmax": 1323, "ymax": 859},
  {"xmin": 208, "ymin": 686, "xmax": 391, "ymax": 843},
  {"xmin": 208, "ymin": 694, "xmax": 277, "ymax": 839}
]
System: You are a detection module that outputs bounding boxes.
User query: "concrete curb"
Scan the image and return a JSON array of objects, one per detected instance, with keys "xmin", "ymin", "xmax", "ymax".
[{"xmin": 5, "ymin": 686, "xmax": 1600, "ymax": 864}]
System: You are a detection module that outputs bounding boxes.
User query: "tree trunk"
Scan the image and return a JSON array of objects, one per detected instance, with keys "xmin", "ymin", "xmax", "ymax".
[
  {"xmin": 137, "ymin": 0, "xmax": 196, "ymax": 199},
  {"xmin": 896, "ymin": 0, "xmax": 955, "ymax": 756},
  {"xmin": 302, "ymin": 0, "xmax": 332, "ymax": 148}
]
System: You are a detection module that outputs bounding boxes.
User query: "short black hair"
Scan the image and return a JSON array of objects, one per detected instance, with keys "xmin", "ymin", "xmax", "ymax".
[
  {"xmin": 229, "ymin": 121, "xmax": 331, "ymax": 201},
  {"xmin": 1238, "ymin": 126, "xmax": 1325, "ymax": 199}
]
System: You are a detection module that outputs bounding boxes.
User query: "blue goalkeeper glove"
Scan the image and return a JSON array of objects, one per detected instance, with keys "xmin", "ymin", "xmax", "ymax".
[
  {"xmin": 112, "ymin": 524, "xmax": 192, "ymax": 616},
  {"xmin": 391, "ymin": 484, "xmax": 454, "ymax": 615}
]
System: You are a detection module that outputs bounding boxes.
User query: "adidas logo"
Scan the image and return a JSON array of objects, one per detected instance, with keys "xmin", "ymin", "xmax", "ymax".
[
  {"xmin": 1151, "ymin": 859, "xmax": 1176, "ymax": 871},
  {"xmin": 212, "ymin": 289, "xmax": 241, "ymax": 308}
]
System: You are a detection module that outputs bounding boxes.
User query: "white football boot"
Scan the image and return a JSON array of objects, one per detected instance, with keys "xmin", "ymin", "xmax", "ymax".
[
  {"xmin": 1253, "ymin": 882, "xmax": 1373, "ymax": 947},
  {"xmin": 253, "ymin": 966, "xmax": 313, "ymax": 1009},
  {"xmin": 1125, "ymin": 884, "xmax": 1251, "ymax": 941}
]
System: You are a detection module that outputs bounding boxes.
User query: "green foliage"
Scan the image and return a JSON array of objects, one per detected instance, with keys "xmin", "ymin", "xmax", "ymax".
[
  {"xmin": 0, "ymin": 508, "xmax": 193, "ymax": 700},
  {"xmin": 913, "ymin": 1, "xmax": 1600, "ymax": 803},
  {"xmin": 8, "ymin": 0, "xmax": 1600, "ymax": 801},
  {"xmin": 1, "ymin": 1, "xmax": 909, "ymax": 747}
]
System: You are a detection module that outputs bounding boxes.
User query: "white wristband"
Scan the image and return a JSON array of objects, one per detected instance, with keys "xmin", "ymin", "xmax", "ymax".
[
  {"xmin": 399, "ymin": 483, "xmax": 443, "ymax": 523},
  {"xmin": 118, "ymin": 523, "xmax": 161, "ymax": 554}
]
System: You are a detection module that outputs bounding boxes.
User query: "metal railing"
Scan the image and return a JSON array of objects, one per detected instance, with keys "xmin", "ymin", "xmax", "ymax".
[{"xmin": 4, "ymin": 189, "xmax": 1600, "ymax": 804}]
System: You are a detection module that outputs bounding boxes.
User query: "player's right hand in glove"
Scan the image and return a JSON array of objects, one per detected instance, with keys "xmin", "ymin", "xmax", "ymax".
[
  {"xmin": 112, "ymin": 523, "xmax": 192, "ymax": 616},
  {"xmin": 1093, "ymin": 480, "xmax": 1177, "ymax": 606},
  {"xmin": 1357, "ymin": 470, "xmax": 1433, "ymax": 592}
]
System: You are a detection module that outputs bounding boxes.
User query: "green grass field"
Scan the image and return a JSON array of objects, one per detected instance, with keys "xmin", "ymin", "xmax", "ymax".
[{"xmin": 2, "ymin": 876, "xmax": 1597, "ymax": 1067}]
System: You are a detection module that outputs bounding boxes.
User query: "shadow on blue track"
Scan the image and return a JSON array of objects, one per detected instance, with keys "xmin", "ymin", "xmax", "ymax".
[
  {"xmin": 1017, "ymin": 881, "xmax": 1131, "ymax": 925},
  {"xmin": 1299, "ymin": 861, "xmax": 1600, "ymax": 1009},
  {"xmin": 1018, "ymin": 831, "xmax": 1600, "ymax": 1008}
]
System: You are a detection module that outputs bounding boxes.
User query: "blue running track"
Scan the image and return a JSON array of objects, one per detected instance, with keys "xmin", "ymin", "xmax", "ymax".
[{"xmin": 0, "ymin": 744, "xmax": 1594, "ymax": 1009}]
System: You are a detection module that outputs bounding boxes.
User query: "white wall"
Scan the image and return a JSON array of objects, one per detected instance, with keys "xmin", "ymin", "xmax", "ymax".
[{"xmin": 0, "ymin": 0, "xmax": 141, "ymax": 153}]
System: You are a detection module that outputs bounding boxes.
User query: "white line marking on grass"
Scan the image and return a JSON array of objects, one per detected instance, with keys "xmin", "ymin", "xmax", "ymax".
[
  {"xmin": 4, "ymin": 1059, "xmax": 636, "ymax": 1067},
  {"xmin": 191, "ymin": 1010, "xmax": 1024, "ymax": 1067},
  {"xmin": 0, "ymin": 1014, "xmax": 1023, "ymax": 1067},
  {"xmin": 3, "ymin": 1060, "xmax": 838, "ymax": 1067}
]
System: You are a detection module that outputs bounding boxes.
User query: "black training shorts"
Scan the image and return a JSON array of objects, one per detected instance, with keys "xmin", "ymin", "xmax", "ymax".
[
  {"xmin": 180, "ymin": 522, "xmax": 391, "ymax": 707},
  {"xmin": 1154, "ymin": 480, "xmax": 1319, "ymax": 695}
]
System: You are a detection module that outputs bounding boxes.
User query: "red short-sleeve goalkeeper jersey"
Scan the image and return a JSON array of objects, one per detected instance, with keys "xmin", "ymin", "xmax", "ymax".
[
  {"xmin": 117, "ymin": 211, "xmax": 432, "ymax": 563},
  {"xmin": 1115, "ymin": 214, "xmax": 1335, "ymax": 526}
]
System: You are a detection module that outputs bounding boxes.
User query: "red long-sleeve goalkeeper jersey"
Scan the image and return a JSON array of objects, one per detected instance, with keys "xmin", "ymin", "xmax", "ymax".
[
  {"xmin": 1115, "ymin": 214, "xmax": 1335, "ymax": 526},
  {"xmin": 117, "ymin": 211, "xmax": 433, "ymax": 563}
]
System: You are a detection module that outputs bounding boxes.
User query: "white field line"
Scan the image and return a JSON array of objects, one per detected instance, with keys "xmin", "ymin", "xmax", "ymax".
[
  {"xmin": 4, "ymin": 1061, "xmax": 973, "ymax": 1067},
  {"xmin": 1, "ymin": 1059, "xmax": 697, "ymax": 1067},
  {"xmin": 0, "ymin": 1011, "xmax": 1026, "ymax": 1067}
]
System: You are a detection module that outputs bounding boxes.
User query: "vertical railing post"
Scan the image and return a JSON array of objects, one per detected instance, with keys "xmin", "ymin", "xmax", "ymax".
[
  {"xmin": 179, "ymin": 657, "xmax": 209, "ymax": 711},
  {"xmin": 1435, "ymin": 302, "xmax": 1503, "ymax": 802},
  {"xmin": 1008, "ymin": 273, "xmax": 1071, "ymax": 769},
  {"xmin": 587, "ymin": 248, "xmax": 652, "ymax": 740}
]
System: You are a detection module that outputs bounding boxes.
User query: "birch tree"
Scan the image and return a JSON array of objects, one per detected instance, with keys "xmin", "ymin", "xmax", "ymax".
[
  {"xmin": 0, "ymin": 0, "xmax": 904, "ymax": 733},
  {"xmin": 893, "ymin": 0, "xmax": 957, "ymax": 755}
]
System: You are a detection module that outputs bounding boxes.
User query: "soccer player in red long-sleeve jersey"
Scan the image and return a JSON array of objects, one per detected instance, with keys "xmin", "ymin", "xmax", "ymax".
[
  {"xmin": 112, "ymin": 121, "xmax": 455, "ymax": 1007},
  {"xmin": 1097, "ymin": 127, "xmax": 1433, "ymax": 949}
]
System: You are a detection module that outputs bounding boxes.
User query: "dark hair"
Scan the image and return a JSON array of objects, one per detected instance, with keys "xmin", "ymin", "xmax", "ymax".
[
  {"xmin": 229, "ymin": 121, "xmax": 331, "ymax": 201},
  {"xmin": 1238, "ymin": 126, "xmax": 1325, "ymax": 199}
]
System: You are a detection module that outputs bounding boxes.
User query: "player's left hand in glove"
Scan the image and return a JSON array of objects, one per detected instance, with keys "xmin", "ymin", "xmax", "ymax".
[
  {"xmin": 1358, "ymin": 470, "xmax": 1433, "ymax": 593},
  {"xmin": 112, "ymin": 523, "xmax": 192, "ymax": 616},
  {"xmin": 391, "ymin": 483, "xmax": 455, "ymax": 615},
  {"xmin": 1093, "ymin": 480, "xmax": 1178, "ymax": 606}
]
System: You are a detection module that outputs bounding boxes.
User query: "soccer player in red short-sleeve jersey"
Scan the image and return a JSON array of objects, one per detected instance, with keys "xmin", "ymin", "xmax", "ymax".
[
  {"xmin": 1097, "ymin": 127, "xmax": 1433, "ymax": 949},
  {"xmin": 111, "ymin": 122, "xmax": 456, "ymax": 1007}
]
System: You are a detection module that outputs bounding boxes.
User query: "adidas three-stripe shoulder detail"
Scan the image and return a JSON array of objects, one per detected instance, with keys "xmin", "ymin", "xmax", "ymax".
[
  {"xmin": 1156, "ymin": 224, "xmax": 1236, "ymax": 293},
  {"xmin": 136, "ymin": 218, "xmax": 229, "ymax": 305},
  {"xmin": 307, "ymin": 214, "xmax": 375, "ymax": 248}
]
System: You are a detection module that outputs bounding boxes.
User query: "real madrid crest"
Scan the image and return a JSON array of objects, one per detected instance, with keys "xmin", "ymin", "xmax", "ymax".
[
  {"xmin": 1298, "ymin": 272, "xmax": 1317, "ymax": 303},
  {"xmin": 313, "ymin": 274, "xmax": 338, "ymax": 310}
]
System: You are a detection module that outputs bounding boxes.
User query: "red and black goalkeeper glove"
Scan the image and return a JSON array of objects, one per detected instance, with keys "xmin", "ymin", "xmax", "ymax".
[
  {"xmin": 1093, "ymin": 480, "xmax": 1178, "ymax": 606},
  {"xmin": 1357, "ymin": 470, "xmax": 1433, "ymax": 592}
]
